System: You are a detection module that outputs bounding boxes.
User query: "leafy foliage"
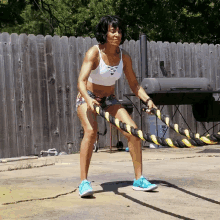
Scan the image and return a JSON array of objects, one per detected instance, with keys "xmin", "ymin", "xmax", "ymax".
[
  {"xmin": 0, "ymin": 0, "xmax": 26, "ymax": 28},
  {"xmin": 115, "ymin": 0, "xmax": 220, "ymax": 44},
  {"xmin": 0, "ymin": 0, "xmax": 219, "ymax": 44}
]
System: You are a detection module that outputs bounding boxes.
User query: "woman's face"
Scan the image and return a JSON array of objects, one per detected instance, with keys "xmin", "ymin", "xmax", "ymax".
[{"xmin": 106, "ymin": 24, "xmax": 122, "ymax": 46}]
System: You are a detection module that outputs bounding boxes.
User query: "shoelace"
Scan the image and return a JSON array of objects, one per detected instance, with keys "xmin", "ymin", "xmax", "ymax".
[
  {"xmin": 84, "ymin": 181, "xmax": 91, "ymax": 186},
  {"xmin": 79, "ymin": 180, "xmax": 91, "ymax": 188},
  {"xmin": 140, "ymin": 177, "xmax": 149, "ymax": 186}
]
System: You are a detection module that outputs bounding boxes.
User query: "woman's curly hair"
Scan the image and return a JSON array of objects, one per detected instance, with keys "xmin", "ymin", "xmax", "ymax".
[{"xmin": 95, "ymin": 15, "xmax": 126, "ymax": 45}]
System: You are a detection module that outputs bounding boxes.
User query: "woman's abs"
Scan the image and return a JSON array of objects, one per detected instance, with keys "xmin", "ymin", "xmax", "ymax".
[{"xmin": 86, "ymin": 81, "xmax": 115, "ymax": 98}]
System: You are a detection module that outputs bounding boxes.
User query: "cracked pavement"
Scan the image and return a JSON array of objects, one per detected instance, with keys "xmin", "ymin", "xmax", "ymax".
[{"xmin": 0, "ymin": 146, "xmax": 220, "ymax": 220}]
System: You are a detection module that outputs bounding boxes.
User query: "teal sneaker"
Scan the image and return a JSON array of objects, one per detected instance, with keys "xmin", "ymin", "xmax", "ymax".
[
  {"xmin": 133, "ymin": 176, "xmax": 158, "ymax": 191},
  {"xmin": 79, "ymin": 180, "xmax": 93, "ymax": 198}
]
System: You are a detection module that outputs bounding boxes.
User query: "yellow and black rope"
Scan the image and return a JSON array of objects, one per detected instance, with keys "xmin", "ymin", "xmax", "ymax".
[
  {"xmin": 143, "ymin": 107, "xmax": 220, "ymax": 147},
  {"xmin": 94, "ymin": 104, "xmax": 220, "ymax": 148}
]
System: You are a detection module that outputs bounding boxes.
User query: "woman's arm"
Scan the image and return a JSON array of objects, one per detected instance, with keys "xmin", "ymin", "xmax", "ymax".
[
  {"xmin": 77, "ymin": 46, "xmax": 97, "ymax": 102},
  {"xmin": 123, "ymin": 51, "xmax": 157, "ymax": 110},
  {"xmin": 77, "ymin": 46, "xmax": 100, "ymax": 111}
]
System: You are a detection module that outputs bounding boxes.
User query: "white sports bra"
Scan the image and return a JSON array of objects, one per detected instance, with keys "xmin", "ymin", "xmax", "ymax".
[{"xmin": 88, "ymin": 45, "xmax": 123, "ymax": 86}]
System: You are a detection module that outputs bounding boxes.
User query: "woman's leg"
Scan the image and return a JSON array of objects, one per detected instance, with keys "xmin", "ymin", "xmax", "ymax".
[
  {"xmin": 77, "ymin": 103, "xmax": 98, "ymax": 181},
  {"xmin": 107, "ymin": 105, "xmax": 142, "ymax": 180}
]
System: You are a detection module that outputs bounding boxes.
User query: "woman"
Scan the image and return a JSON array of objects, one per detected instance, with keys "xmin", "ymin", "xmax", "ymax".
[{"xmin": 77, "ymin": 15, "xmax": 158, "ymax": 198}]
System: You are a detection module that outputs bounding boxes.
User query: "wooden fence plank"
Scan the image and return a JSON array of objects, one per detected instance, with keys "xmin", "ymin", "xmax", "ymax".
[
  {"xmin": 195, "ymin": 43, "xmax": 207, "ymax": 135},
  {"xmin": 139, "ymin": 40, "xmax": 150, "ymax": 145},
  {"xmin": 168, "ymin": 42, "xmax": 178, "ymax": 140},
  {"xmin": 181, "ymin": 43, "xmax": 189, "ymax": 139},
  {"xmin": 190, "ymin": 43, "xmax": 197, "ymax": 78},
  {"xmin": 177, "ymin": 42, "xmax": 185, "ymax": 77},
  {"xmin": 194, "ymin": 43, "xmax": 201, "ymax": 133},
  {"xmin": 92, "ymin": 38, "xmax": 98, "ymax": 46},
  {"xmin": 183, "ymin": 42, "xmax": 194, "ymax": 135},
  {"xmin": 184, "ymin": 43, "xmax": 191, "ymax": 78},
  {"xmin": 69, "ymin": 36, "xmax": 81, "ymax": 152},
  {"xmin": 169, "ymin": 42, "xmax": 182, "ymax": 140},
  {"xmin": 209, "ymin": 44, "xmax": 218, "ymax": 133},
  {"xmin": 163, "ymin": 41, "xmax": 172, "ymax": 77},
  {"xmin": 216, "ymin": 45, "xmax": 220, "ymax": 91},
  {"xmin": 161, "ymin": 41, "xmax": 171, "ymax": 139},
  {"xmin": 2, "ymin": 33, "xmax": 17, "ymax": 157},
  {"xmin": 123, "ymin": 40, "xmax": 132, "ymax": 95},
  {"xmin": 189, "ymin": 43, "xmax": 197, "ymax": 133},
  {"xmin": 176, "ymin": 42, "xmax": 186, "ymax": 137},
  {"xmin": 170, "ymin": 42, "xmax": 178, "ymax": 77},
  {"xmin": 20, "ymin": 34, "xmax": 33, "ymax": 156},
  {"xmin": 130, "ymin": 40, "xmax": 141, "ymax": 129},
  {"xmin": 75, "ymin": 37, "xmax": 85, "ymax": 147},
  {"xmin": 36, "ymin": 35, "xmax": 50, "ymax": 151},
  {"xmin": 29, "ymin": 34, "xmax": 43, "ymax": 155},
  {"xmin": 208, "ymin": 44, "xmax": 216, "ymax": 89},
  {"xmin": 157, "ymin": 41, "xmax": 163, "ymax": 78},
  {"xmin": 53, "ymin": 35, "xmax": 66, "ymax": 152},
  {"xmin": 0, "ymin": 40, "xmax": 8, "ymax": 158},
  {"xmin": 151, "ymin": 41, "xmax": 160, "ymax": 78},
  {"xmin": 117, "ymin": 40, "xmax": 130, "ymax": 146},
  {"xmin": 11, "ymin": 33, "xmax": 23, "ymax": 156},
  {"xmin": 118, "ymin": 40, "xmax": 127, "ymax": 100},
  {"xmin": 202, "ymin": 43, "xmax": 209, "ymax": 79},
  {"xmin": 85, "ymin": 37, "xmax": 92, "ymax": 52},
  {"xmin": 145, "ymin": 40, "xmax": 155, "ymax": 144},
  {"xmin": 45, "ymin": 35, "xmax": 60, "ymax": 151},
  {"xmin": 135, "ymin": 40, "xmax": 141, "ymax": 83},
  {"xmin": 76, "ymin": 37, "xmax": 84, "ymax": 74},
  {"xmin": 131, "ymin": 40, "xmax": 143, "ymax": 145},
  {"xmin": 61, "ymin": 36, "xmax": 73, "ymax": 148},
  {"xmin": 202, "ymin": 43, "xmax": 210, "ymax": 135},
  {"xmin": 157, "ymin": 40, "xmax": 165, "ymax": 141},
  {"xmin": 195, "ymin": 43, "xmax": 202, "ymax": 77}
]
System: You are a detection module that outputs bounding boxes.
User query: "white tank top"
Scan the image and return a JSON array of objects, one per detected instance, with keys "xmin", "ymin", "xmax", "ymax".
[{"xmin": 88, "ymin": 45, "xmax": 123, "ymax": 86}]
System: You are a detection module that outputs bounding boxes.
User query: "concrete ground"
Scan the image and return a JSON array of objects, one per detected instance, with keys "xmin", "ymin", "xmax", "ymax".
[{"xmin": 0, "ymin": 145, "xmax": 220, "ymax": 220}]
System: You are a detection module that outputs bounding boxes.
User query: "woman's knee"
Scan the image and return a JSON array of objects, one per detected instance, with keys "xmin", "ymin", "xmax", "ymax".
[
  {"xmin": 83, "ymin": 127, "xmax": 98, "ymax": 139},
  {"xmin": 126, "ymin": 133, "xmax": 140, "ymax": 142},
  {"xmin": 121, "ymin": 128, "xmax": 140, "ymax": 142}
]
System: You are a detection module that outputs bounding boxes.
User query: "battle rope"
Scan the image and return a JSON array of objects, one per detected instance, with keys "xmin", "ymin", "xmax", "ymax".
[
  {"xmin": 94, "ymin": 104, "xmax": 220, "ymax": 148},
  {"xmin": 142, "ymin": 107, "xmax": 220, "ymax": 147}
]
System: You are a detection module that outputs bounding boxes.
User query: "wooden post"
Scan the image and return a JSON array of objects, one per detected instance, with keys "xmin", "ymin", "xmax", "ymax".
[
  {"xmin": 2, "ymin": 33, "xmax": 17, "ymax": 157},
  {"xmin": 29, "ymin": 34, "xmax": 43, "ymax": 155},
  {"xmin": 36, "ymin": 35, "xmax": 50, "ymax": 152},
  {"xmin": 0, "ymin": 39, "xmax": 8, "ymax": 158},
  {"xmin": 45, "ymin": 35, "xmax": 60, "ymax": 151},
  {"xmin": 11, "ymin": 33, "xmax": 24, "ymax": 157}
]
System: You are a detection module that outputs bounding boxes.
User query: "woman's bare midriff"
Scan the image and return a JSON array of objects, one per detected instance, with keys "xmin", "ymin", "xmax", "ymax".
[
  {"xmin": 86, "ymin": 81, "xmax": 115, "ymax": 98},
  {"xmin": 76, "ymin": 81, "xmax": 115, "ymax": 100}
]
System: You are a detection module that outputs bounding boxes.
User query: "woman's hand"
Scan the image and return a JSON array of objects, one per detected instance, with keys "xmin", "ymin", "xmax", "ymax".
[
  {"xmin": 146, "ymin": 100, "xmax": 157, "ymax": 115},
  {"xmin": 86, "ymin": 97, "xmax": 100, "ymax": 113}
]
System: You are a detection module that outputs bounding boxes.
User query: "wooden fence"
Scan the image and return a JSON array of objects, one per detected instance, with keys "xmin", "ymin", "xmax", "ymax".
[{"xmin": 0, "ymin": 33, "xmax": 220, "ymax": 158}]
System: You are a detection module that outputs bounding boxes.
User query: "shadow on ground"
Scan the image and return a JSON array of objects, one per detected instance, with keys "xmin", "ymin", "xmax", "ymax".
[
  {"xmin": 91, "ymin": 180, "xmax": 220, "ymax": 220},
  {"xmin": 197, "ymin": 148, "xmax": 220, "ymax": 153}
]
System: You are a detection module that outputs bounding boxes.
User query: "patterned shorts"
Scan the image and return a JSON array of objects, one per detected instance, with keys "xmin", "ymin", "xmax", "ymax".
[{"xmin": 76, "ymin": 90, "xmax": 121, "ymax": 110}]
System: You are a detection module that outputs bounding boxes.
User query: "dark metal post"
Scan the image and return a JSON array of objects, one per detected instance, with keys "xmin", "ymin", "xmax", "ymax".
[
  {"xmin": 140, "ymin": 34, "xmax": 148, "ymax": 80},
  {"xmin": 139, "ymin": 34, "xmax": 148, "ymax": 143}
]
